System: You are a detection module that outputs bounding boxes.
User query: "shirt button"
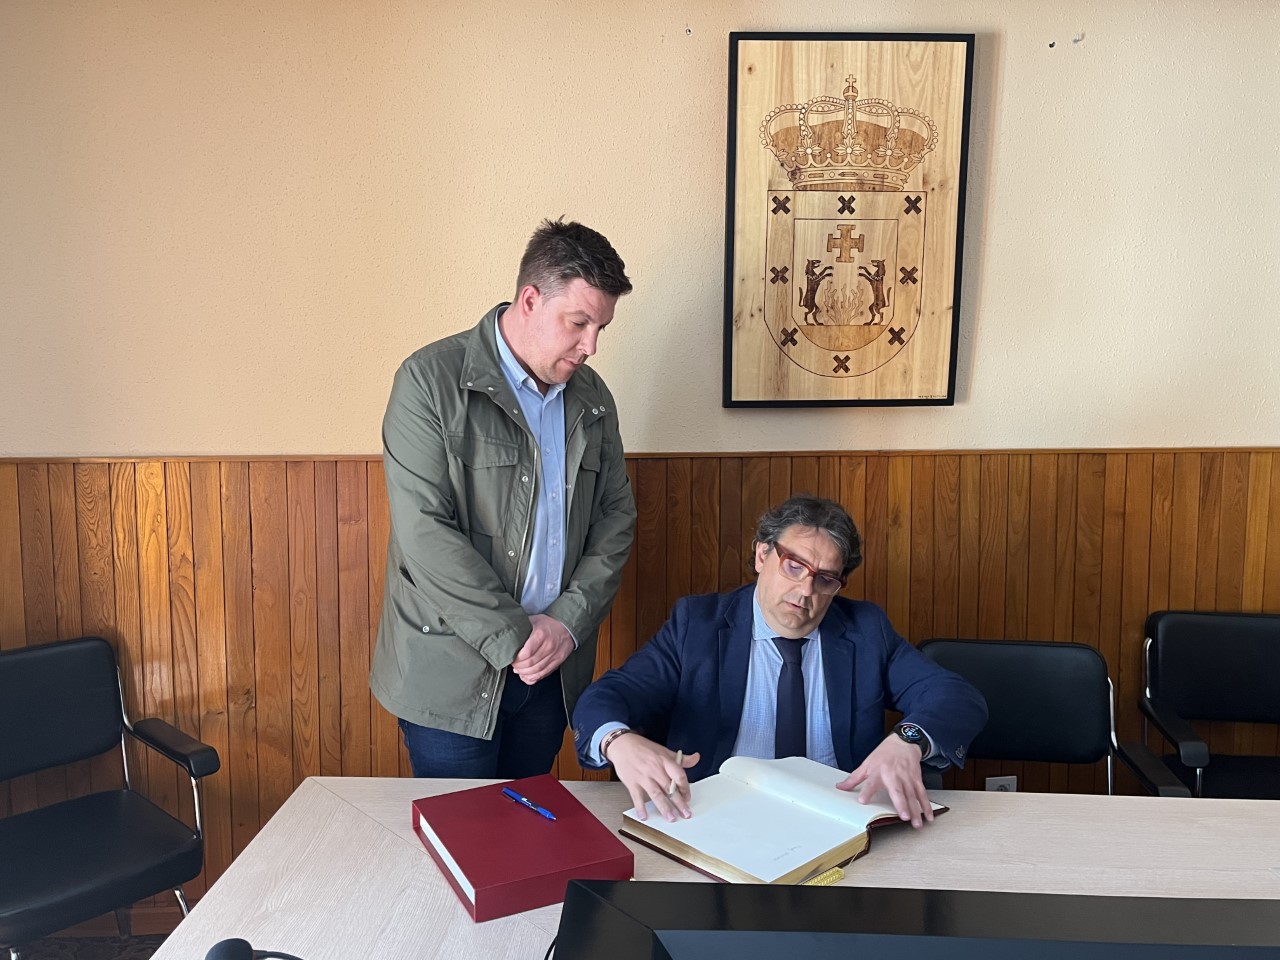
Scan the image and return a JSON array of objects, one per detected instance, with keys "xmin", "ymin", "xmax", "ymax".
[
  {"xmin": 422, "ymin": 625, "xmax": 430, "ymax": 633},
  {"xmin": 521, "ymin": 475, "xmax": 529, "ymax": 482},
  {"xmin": 481, "ymin": 692, "xmax": 489, "ymax": 699},
  {"xmin": 507, "ymin": 550, "xmax": 515, "ymax": 557}
]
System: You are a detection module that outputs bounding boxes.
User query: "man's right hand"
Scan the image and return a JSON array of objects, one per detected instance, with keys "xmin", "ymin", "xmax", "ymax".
[{"xmin": 606, "ymin": 734, "xmax": 700, "ymax": 823}]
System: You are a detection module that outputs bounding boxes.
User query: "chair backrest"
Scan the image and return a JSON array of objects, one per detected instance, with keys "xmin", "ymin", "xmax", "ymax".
[
  {"xmin": 919, "ymin": 639, "xmax": 1113, "ymax": 764},
  {"xmin": 0, "ymin": 636, "xmax": 125, "ymax": 781},
  {"xmin": 1144, "ymin": 611, "xmax": 1280, "ymax": 725}
]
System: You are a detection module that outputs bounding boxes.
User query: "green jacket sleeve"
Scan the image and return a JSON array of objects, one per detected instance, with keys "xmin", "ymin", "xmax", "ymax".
[
  {"xmin": 545, "ymin": 385, "xmax": 637, "ymax": 642},
  {"xmin": 381, "ymin": 361, "xmax": 531, "ymax": 669}
]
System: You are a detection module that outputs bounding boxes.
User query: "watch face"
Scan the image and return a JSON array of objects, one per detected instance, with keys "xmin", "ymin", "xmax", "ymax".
[{"xmin": 897, "ymin": 723, "xmax": 923, "ymax": 743}]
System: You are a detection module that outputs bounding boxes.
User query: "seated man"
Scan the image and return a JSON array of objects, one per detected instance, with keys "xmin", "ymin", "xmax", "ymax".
[{"xmin": 573, "ymin": 495, "xmax": 987, "ymax": 827}]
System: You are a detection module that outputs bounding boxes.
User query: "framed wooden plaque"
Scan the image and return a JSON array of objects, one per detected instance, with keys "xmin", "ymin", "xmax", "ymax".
[{"xmin": 723, "ymin": 33, "xmax": 974, "ymax": 406}]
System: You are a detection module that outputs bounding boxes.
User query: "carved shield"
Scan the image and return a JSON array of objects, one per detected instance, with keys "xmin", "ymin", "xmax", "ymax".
[{"xmin": 764, "ymin": 190, "xmax": 927, "ymax": 379}]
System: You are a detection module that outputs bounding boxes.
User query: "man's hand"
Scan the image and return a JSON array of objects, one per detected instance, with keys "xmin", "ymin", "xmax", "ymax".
[
  {"xmin": 836, "ymin": 734, "xmax": 934, "ymax": 828},
  {"xmin": 606, "ymin": 733, "xmax": 700, "ymax": 823},
  {"xmin": 511, "ymin": 614, "xmax": 574, "ymax": 684}
]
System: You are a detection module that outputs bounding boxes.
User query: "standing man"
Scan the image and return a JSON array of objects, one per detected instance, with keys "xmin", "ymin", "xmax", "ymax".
[
  {"xmin": 373, "ymin": 219, "xmax": 637, "ymax": 779},
  {"xmin": 573, "ymin": 495, "xmax": 987, "ymax": 826}
]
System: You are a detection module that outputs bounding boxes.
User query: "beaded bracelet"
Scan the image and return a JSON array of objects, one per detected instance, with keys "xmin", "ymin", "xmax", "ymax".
[{"xmin": 599, "ymin": 727, "xmax": 634, "ymax": 761}]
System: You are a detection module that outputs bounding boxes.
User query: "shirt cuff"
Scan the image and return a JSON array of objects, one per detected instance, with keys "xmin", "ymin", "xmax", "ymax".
[
  {"xmin": 915, "ymin": 724, "xmax": 943, "ymax": 764},
  {"xmin": 588, "ymin": 721, "xmax": 630, "ymax": 766}
]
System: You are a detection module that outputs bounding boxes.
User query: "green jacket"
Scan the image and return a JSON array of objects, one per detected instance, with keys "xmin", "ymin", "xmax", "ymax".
[{"xmin": 370, "ymin": 305, "xmax": 637, "ymax": 738}]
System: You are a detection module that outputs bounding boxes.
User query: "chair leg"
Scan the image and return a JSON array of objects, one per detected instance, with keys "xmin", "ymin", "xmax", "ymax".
[
  {"xmin": 175, "ymin": 887, "xmax": 191, "ymax": 917},
  {"xmin": 114, "ymin": 905, "xmax": 132, "ymax": 937}
]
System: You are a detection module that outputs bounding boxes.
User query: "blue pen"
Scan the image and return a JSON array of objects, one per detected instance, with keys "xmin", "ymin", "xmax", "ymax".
[{"xmin": 501, "ymin": 786, "xmax": 557, "ymax": 820}]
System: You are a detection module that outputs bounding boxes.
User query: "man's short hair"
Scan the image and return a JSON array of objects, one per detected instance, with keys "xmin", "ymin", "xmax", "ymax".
[
  {"xmin": 752, "ymin": 495, "xmax": 863, "ymax": 576},
  {"xmin": 514, "ymin": 218, "xmax": 632, "ymax": 301}
]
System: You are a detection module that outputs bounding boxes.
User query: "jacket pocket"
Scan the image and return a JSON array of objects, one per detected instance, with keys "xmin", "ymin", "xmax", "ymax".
[{"xmin": 445, "ymin": 432, "xmax": 521, "ymax": 537}]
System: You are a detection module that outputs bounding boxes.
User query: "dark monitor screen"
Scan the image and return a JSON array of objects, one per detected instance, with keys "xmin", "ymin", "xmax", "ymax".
[{"xmin": 554, "ymin": 881, "xmax": 1280, "ymax": 960}]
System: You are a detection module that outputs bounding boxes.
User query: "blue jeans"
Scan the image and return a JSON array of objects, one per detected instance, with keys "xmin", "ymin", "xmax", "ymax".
[{"xmin": 398, "ymin": 668, "xmax": 566, "ymax": 779}]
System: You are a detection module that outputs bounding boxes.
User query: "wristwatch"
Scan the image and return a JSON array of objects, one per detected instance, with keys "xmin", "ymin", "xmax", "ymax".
[{"xmin": 894, "ymin": 721, "xmax": 927, "ymax": 754}]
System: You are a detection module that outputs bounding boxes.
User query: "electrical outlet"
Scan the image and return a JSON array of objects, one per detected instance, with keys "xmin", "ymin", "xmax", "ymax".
[{"xmin": 986, "ymin": 775, "xmax": 1017, "ymax": 792}]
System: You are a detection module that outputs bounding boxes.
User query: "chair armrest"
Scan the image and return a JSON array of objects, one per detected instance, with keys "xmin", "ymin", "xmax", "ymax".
[
  {"xmin": 131, "ymin": 718, "xmax": 221, "ymax": 779},
  {"xmin": 1115, "ymin": 741, "xmax": 1191, "ymax": 797},
  {"xmin": 1139, "ymin": 697, "xmax": 1209, "ymax": 768}
]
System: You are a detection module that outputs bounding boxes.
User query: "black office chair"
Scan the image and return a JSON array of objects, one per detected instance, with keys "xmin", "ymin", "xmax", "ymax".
[
  {"xmin": 1136, "ymin": 611, "xmax": 1280, "ymax": 799},
  {"xmin": 919, "ymin": 638, "xmax": 1187, "ymax": 796},
  {"xmin": 0, "ymin": 637, "xmax": 221, "ymax": 959}
]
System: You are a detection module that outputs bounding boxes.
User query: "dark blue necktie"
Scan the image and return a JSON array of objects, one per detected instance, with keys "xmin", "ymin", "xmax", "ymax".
[{"xmin": 772, "ymin": 637, "xmax": 808, "ymax": 758}]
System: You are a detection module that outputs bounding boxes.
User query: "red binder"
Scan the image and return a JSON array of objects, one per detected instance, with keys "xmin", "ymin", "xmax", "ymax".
[{"xmin": 411, "ymin": 774, "xmax": 634, "ymax": 922}]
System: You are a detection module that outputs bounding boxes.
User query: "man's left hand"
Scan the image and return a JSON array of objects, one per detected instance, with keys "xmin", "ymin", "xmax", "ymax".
[
  {"xmin": 511, "ymin": 614, "xmax": 574, "ymax": 684},
  {"xmin": 836, "ymin": 734, "xmax": 934, "ymax": 828}
]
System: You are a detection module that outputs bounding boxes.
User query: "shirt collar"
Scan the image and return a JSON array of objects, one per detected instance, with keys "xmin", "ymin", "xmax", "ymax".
[
  {"xmin": 494, "ymin": 308, "xmax": 566, "ymax": 402},
  {"xmin": 751, "ymin": 588, "xmax": 821, "ymax": 643}
]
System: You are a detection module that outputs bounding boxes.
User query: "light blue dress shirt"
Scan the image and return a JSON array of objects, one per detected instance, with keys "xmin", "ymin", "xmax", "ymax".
[{"xmin": 494, "ymin": 311, "xmax": 569, "ymax": 623}]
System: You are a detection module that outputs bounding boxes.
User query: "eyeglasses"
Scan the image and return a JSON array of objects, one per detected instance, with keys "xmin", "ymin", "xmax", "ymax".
[{"xmin": 771, "ymin": 543, "xmax": 847, "ymax": 595}]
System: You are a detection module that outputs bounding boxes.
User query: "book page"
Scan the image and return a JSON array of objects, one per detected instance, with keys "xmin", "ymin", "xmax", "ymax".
[
  {"xmin": 720, "ymin": 755, "xmax": 944, "ymax": 828},
  {"xmin": 626, "ymin": 770, "xmax": 863, "ymax": 883}
]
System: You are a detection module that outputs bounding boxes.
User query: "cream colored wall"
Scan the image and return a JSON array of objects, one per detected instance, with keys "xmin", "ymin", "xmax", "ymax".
[{"xmin": 2, "ymin": 1, "xmax": 1277, "ymax": 456}]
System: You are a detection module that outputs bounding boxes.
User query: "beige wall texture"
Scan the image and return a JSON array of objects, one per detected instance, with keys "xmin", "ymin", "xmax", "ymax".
[{"xmin": 2, "ymin": 1, "xmax": 1278, "ymax": 456}]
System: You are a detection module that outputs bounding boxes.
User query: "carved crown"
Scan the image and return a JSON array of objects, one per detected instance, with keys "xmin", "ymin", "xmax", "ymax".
[{"xmin": 759, "ymin": 76, "xmax": 938, "ymax": 190}]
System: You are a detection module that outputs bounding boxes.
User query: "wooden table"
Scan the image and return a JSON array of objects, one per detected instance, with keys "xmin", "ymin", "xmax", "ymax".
[{"xmin": 152, "ymin": 779, "xmax": 1280, "ymax": 960}]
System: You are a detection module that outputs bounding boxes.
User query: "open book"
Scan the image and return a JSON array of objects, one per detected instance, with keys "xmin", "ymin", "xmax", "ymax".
[{"xmin": 620, "ymin": 755, "xmax": 946, "ymax": 884}]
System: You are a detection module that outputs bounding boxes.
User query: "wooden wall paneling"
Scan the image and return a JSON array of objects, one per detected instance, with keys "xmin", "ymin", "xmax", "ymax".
[
  {"xmin": 607, "ymin": 460, "xmax": 640, "ymax": 668},
  {"xmin": 1026, "ymin": 454, "xmax": 1057, "ymax": 641},
  {"xmin": 908, "ymin": 456, "xmax": 934, "ymax": 645},
  {"xmin": 1051, "ymin": 454, "xmax": 1078, "ymax": 650},
  {"xmin": 976, "ymin": 455, "xmax": 1008, "ymax": 640},
  {"xmin": 1094, "ymin": 454, "xmax": 1128, "ymax": 795},
  {"xmin": 1069, "ymin": 454, "xmax": 1105, "ymax": 792},
  {"xmin": 189, "ymin": 461, "xmax": 232, "ymax": 899},
  {"xmin": 1217, "ymin": 452, "xmax": 1251, "ymax": 756},
  {"xmin": 768, "ymin": 456, "xmax": 791, "ymax": 507},
  {"xmin": 135, "ymin": 462, "xmax": 179, "ymax": 823},
  {"xmin": 885, "ymin": 456, "xmax": 912, "ymax": 636},
  {"xmin": 861, "ymin": 457, "xmax": 889, "ymax": 611},
  {"xmin": 1264, "ymin": 455, "xmax": 1280, "ymax": 757},
  {"xmin": 1216, "ymin": 452, "xmax": 1249, "ymax": 611},
  {"xmin": 366, "ymin": 461, "xmax": 399, "ymax": 779},
  {"xmin": 839, "ymin": 457, "xmax": 866, "ymax": 601},
  {"xmin": 285, "ymin": 462, "xmax": 320, "ymax": 783},
  {"xmin": 312, "ymin": 462, "xmax": 344, "ymax": 777},
  {"xmin": 249, "ymin": 462, "xmax": 293, "ymax": 820},
  {"xmin": 0, "ymin": 465, "xmax": 20, "ymax": 815},
  {"xmin": 1242, "ymin": 452, "xmax": 1272, "ymax": 612},
  {"xmin": 717, "ymin": 458, "xmax": 743, "ymax": 593},
  {"xmin": 690, "ymin": 458, "xmax": 720, "ymax": 596},
  {"xmin": 739, "ymin": 458, "xmax": 771, "ymax": 586},
  {"xmin": 1147, "ymin": 453, "xmax": 1174, "ymax": 614},
  {"xmin": 1118, "ymin": 455, "xmax": 1153, "ymax": 745},
  {"xmin": 336, "ymin": 461, "xmax": 371, "ymax": 777},
  {"xmin": 1168, "ymin": 453, "xmax": 1201, "ymax": 608},
  {"xmin": 219, "ymin": 461, "xmax": 259, "ymax": 858},
  {"xmin": 930, "ymin": 455, "xmax": 960, "ymax": 640},
  {"xmin": 75, "ymin": 463, "xmax": 122, "ymax": 796},
  {"xmin": 634, "ymin": 458, "xmax": 668, "ymax": 645},
  {"xmin": 792, "ymin": 456, "xmax": 819, "ymax": 498},
  {"xmin": 1194, "ymin": 453, "xmax": 1223, "ymax": 609},
  {"xmin": 956, "ymin": 455, "xmax": 980, "ymax": 638},
  {"xmin": 1005, "ymin": 454, "xmax": 1030, "ymax": 642},
  {"xmin": 108, "ymin": 463, "xmax": 148, "ymax": 813},
  {"xmin": 17, "ymin": 464, "xmax": 62, "ymax": 813},
  {"xmin": 164, "ymin": 462, "xmax": 201, "ymax": 881},
  {"xmin": 817, "ymin": 455, "xmax": 840, "ymax": 504},
  {"xmin": 48, "ymin": 463, "xmax": 83, "ymax": 643},
  {"xmin": 665, "ymin": 458, "xmax": 692, "ymax": 613},
  {"xmin": 49, "ymin": 464, "xmax": 87, "ymax": 805}
]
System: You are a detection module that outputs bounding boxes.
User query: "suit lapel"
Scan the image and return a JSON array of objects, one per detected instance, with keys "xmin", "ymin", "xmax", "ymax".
[
  {"xmin": 714, "ymin": 588, "xmax": 754, "ymax": 770},
  {"xmin": 819, "ymin": 602, "xmax": 856, "ymax": 771}
]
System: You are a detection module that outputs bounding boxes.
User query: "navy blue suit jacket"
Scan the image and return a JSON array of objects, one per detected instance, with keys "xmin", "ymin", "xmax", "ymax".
[{"xmin": 572, "ymin": 585, "xmax": 987, "ymax": 782}]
